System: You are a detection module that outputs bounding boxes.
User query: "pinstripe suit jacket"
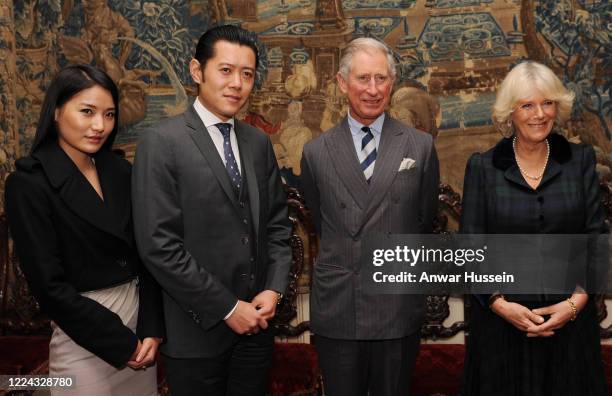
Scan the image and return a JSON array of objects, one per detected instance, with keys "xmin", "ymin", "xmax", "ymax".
[{"xmin": 300, "ymin": 115, "xmax": 439, "ymax": 339}]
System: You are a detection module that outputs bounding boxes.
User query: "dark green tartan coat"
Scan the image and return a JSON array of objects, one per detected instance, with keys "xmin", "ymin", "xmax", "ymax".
[
  {"xmin": 460, "ymin": 132, "xmax": 605, "ymax": 236},
  {"xmin": 458, "ymin": 133, "xmax": 608, "ymax": 396}
]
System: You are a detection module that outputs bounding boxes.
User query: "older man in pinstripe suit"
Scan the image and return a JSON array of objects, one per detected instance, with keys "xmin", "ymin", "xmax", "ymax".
[{"xmin": 300, "ymin": 38, "xmax": 439, "ymax": 395}]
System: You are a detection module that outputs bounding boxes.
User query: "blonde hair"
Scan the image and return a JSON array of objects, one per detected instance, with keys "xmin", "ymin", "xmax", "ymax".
[
  {"xmin": 492, "ymin": 61, "xmax": 575, "ymax": 136},
  {"xmin": 338, "ymin": 37, "xmax": 396, "ymax": 80}
]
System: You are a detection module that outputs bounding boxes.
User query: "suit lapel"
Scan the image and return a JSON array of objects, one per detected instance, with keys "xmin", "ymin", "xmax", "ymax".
[
  {"xmin": 236, "ymin": 123, "xmax": 260, "ymax": 240},
  {"xmin": 538, "ymin": 158, "xmax": 562, "ymax": 187},
  {"xmin": 94, "ymin": 150, "xmax": 131, "ymax": 243},
  {"xmin": 35, "ymin": 142, "xmax": 130, "ymax": 243},
  {"xmin": 360, "ymin": 116, "xmax": 406, "ymax": 227},
  {"xmin": 185, "ymin": 107, "xmax": 242, "ymax": 213},
  {"xmin": 325, "ymin": 118, "xmax": 368, "ymax": 209}
]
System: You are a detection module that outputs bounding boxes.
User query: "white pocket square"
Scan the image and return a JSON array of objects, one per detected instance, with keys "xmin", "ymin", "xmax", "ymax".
[{"xmin": 398, "ymin": 157, "xmax": 416, "ymax": 172}]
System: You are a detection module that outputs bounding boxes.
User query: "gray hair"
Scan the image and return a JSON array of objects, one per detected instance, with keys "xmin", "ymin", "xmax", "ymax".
[{"xmin": 338, "ymin": 37, "xmax": 397, "ymax": 80}]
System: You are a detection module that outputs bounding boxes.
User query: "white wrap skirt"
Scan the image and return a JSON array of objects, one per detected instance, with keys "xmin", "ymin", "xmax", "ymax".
[{"xmin": 49, "ymin": 279, "xmax": 156, "ymax": 396}]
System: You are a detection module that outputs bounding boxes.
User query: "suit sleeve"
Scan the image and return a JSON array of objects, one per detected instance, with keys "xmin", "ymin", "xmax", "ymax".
[
  {"xmin": 300, "ymin": 146, "xmax": 321, "ymax": 235},
  {"xmin": 263, "ymin": 138, "xmax": 292, "ymax": 293},
  {"xmin": 459, "ymin": 153, "xmax": 487, "ymax": 234},
  {"xmin": 136, "ymin": 260, "xmax": 166, "ymax": 339},
  {"xmin": 5, "ymin": 172, "xmax": 138, "ymax": 368},
  {"xmin": 459, "ymin": 153, "xmax": 490, "ymax": 306},
  {"xmin": 132, "ymin": 129, "xmax": 237, "ymax": 331},
  {"xmin": 420, "ymin": 136, "xmax": 440, "ymax": 233},
  {"xmin": 580, "ymin": 145, "xmax": 608, "ymax": 295}
]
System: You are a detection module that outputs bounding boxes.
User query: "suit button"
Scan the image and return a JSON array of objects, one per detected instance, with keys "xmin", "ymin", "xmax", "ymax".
[
  {"xmin": 352, "ymin": 236, "xmax": 359, "ymax": 242},
  {"xmin": 340, "ymin": 203, "xmax": 346, "ymax": 209},
  {"xmin": 187, "ymin": 310, "xmax": 200, "ymax": 323},
  {"xmin": 240, "ymin": 273, "xmax": 248, "ymax": 278},
  {"xmin": 250, "ymin": 257, "xmax": 255, "ymax": 263},
  {"xmin": 243, "ymin": 218, "xmax": 248, "ymax": 225},
  {"xmin": 537, "ymin": 196, "xmax": 544, "ymax": 203},
  {"xmin": 116, "ymin": 258, "xmax": 127, "ymax": 267},
  {"xmin": 242, "ymin": 236, "xmax": 249, "ymax": 245},
  {"xmin": 250, "ymin": 274, "xmax": 255, "ymax": 280},
  {"xmin": 239, "ymin": 201, "xmax": 245, "ymax": 208}
]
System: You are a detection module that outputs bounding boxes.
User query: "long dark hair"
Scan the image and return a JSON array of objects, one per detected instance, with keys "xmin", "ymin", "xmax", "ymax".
[{"xmin": 30, "ymin": 65, "xmax": 120, "ymax": 154}]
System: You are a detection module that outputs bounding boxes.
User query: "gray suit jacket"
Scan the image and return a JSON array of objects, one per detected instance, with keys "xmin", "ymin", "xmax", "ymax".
[
  {"xmin": 301, "ymin": 115, "xmax": 439, "ymax": 339},
  {"xmin": 132, "ymin": 106, "xmax": 291, "ymax": 358}
]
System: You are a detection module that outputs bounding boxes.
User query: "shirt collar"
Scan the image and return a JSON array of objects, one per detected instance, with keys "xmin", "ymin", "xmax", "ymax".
[
  {"xmin": 347, "ymin": 110, "xmax": 385, "ymax": 137},
  {"xmin": 193, "ymin": 97, "xmax": 235, "ymax": 130}
]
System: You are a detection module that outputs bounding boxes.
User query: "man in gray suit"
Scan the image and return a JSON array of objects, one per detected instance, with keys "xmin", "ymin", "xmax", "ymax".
[
  {"xmin": 301, "ymin": 37, "xmax": 439, "ymax": 395},
  {"xmin": 132, "ymin": 25, "xmax": 291, "ymax": 396}
]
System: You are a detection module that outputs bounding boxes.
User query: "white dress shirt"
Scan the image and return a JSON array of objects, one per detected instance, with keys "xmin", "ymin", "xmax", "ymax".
[
  {"xmin": 193, "ymin": 98, "xmax": 242, "ymax": 174},
  {"xmin": 347, "ymin": 110, "xmax": 384, "ymax": 161}
]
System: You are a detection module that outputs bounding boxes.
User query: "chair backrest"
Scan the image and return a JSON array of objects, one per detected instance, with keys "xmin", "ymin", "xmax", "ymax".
[
  {"xmin": 272, "ymin": 185, "xmax": 316, "ymax": 337},
  {"xmin": 0, "ymin": 214, "xmax": 49, "ymax": 336},
  {"xmin": 0, "ymin": 215, "xmax": 9, "ymax": 327}
]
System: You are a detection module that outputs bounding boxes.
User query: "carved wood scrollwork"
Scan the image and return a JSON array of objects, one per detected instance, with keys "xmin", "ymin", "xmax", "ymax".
[
  {"xmin": 598, "ymin": 182, "xmax": 612, "ymax": 339},
  {"xmin": 273, "ymin": 185, "xmax": 316, "ymax": 337},
  {"xmin": 421, "ymin": 295, "xmax": 468, "ymax": 340},
  {"xmin": 0, "ymin": 215, "xmax": 49, "ymax": 335},
  {"xmin": 421, "ymin": 184, "xmax": 469, "ymax": 340}
]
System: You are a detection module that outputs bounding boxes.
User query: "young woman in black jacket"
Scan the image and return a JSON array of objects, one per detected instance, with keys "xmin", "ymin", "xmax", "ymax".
[{"xmin": 5, "ymin": 65, "xmax": 165, "ymax": 395}]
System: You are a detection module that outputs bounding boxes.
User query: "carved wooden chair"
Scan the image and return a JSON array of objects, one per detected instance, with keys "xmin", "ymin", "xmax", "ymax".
[{"xmin": 268, "ymin": 186, "xmax": 321, "ymax": 396}]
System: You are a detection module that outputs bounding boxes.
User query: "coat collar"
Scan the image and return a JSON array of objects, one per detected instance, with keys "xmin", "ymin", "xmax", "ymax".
[
  {"xmin": 28, "ymin": 141, "xmax": 132, "ymax": 244},
  {"xmin": 492, "ymin": 132, "xmax": 572, "ymax": 189},
  {"xmin": 492, "ymin": 132, "xmax": 572, "ymax": 171}
]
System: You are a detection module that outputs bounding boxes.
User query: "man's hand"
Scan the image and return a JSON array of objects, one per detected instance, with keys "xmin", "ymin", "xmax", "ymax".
[
  {"xmin": 490, "ymin": 299, "xmax": 545, "ymax": 332},
  {"xmin": 251, "ymin": 290, "xmax": 280, "ymax": 320},
  {"xmin": 225, "ymin": 300, "xmax": 268, "ymax": 334},
  {"xmin": 127, "ymin": 337, "xmax": 162, "ymax": 369}
]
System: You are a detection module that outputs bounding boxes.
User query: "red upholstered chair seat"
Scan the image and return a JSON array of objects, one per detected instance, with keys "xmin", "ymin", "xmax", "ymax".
[
  {"xmin": 0, "ymin": 336, "xmax": 50, "ymax": 375},
  {"xmin": 603, "ymin": 344, "xmax": 612, "ymax": 392},
  {"xmin": 268, "ymin": 342, "xmax": 321, "ymax": 396},
  {"xmin": 411, "ymin": 344, "xmax": 465, "ymax": 396}
]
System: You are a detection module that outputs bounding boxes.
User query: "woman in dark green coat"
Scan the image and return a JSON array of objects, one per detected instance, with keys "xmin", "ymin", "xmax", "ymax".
[{"xmin": 460, "ymin": 61, "xmax": 607, "ymax": 395}]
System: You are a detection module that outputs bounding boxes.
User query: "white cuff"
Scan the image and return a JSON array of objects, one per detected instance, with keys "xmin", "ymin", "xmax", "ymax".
[{"xmin": 223, "ymin": 301, "xmax": 239, "ymax": 320}]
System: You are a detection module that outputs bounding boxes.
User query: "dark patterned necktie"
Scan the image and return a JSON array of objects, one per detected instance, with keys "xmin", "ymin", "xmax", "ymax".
[
  {"xmin": 361, "ymin": 126, "xmax": 377, "ymax": 183},
  {"xmin": 216, "ymin": 123, "xmax": 242, "ymax": 191}
]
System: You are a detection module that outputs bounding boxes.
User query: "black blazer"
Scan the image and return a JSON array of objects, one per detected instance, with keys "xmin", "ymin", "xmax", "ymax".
[
  {"xmin": 132, "ymin": 106, "xmax": 292, "ymax": 358},
  {"xmin": 4, "ymin": 141, "xmax": 165, "ymax": 368}
]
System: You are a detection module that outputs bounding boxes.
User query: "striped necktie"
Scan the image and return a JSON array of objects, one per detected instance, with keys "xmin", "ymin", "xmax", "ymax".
[
  {"xmin": 216, "ymin": 123, "xmax": 242, "ymax": 192},
  {"xmin": 360, "ymin": 126, "xmax": 377, "ymax": 183}
]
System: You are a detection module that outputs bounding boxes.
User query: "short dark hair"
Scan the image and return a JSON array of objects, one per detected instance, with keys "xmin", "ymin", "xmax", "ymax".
[
  {"xmin": 194, "ymin": 25, "xmax": 259, "ymax": 70},
  {"xmin": 31, "ymin": 64, "xmax": 120, "ymax": 154}
]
